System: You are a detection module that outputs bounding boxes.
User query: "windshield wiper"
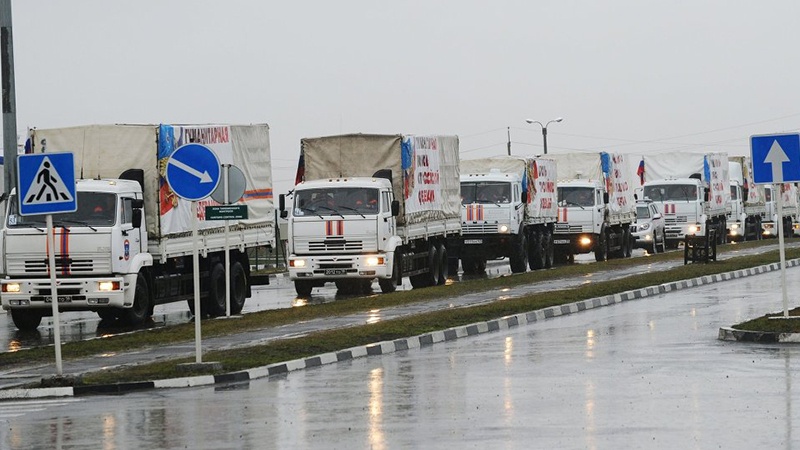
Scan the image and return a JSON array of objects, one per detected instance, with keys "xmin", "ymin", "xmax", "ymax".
[
  {"xmin": 300, "ymin": 206, "xmax": 324, "ymax": 219},
  {"xmin": 56, "ymin": 219, "xmax": 97, "ymax": 232},
  {"xmin": 337, "ymin": 205, "xmax": 365, "ymax": 218},
  {"xmin": 315, "ymin": 205, "xmax": 345, "ymax": 218},
  {"xmin": 12, "ymin": 223, "xmax": 46, "ymax": 232},
  {"xmin": 561, "ymin": 200, "xmax": 585, "ymax": 210}
]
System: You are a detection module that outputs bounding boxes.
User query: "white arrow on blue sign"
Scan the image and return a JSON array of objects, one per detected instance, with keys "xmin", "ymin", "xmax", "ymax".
[
  {"xmin": 165, "ymin": 143, "xmax": 221, "ymax": 201},
  {"xmin": 17, "ymin": 152, "xmax": 77, "ymax": 216},
  {"xmin": 751, "ymin": 133, "xmax": 800, "ymax": 184}
]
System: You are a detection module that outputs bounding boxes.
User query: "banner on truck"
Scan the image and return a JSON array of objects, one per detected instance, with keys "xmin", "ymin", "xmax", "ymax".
[
  {"xmin": 526, "ymin": 158, "xmax": 557, "ymax": 218},
  {"xmin": 401, "ymin": 136, "xmax": 443, "ymax": 214},
  {"xmin": 704, "ymin": 153, "xmax": 730, "ymax": 211},
  {"xmin": 600, "ymin": 152, "xmax": 634, "ymax": 213}
]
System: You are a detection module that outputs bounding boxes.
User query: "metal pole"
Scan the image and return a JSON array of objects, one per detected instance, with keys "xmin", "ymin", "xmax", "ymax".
[
  {"xmin": 776, "ymin": 183, "xmax": 789, "ymax": 318},
  {"xmin": 192, "ymin": 200, "xmax": 202, "ymax": 363},
  {"xmin": 507, "ymin": 127, "xmax": 511, "ymax": 156},
  {"xmin": 1, "ymin": 0, "xmax": 18, "ymax": 194},
  {"xmin": 542, "ymin": 127, "xmax": 548, "ymax": 155},
  {"xmin": 223, "ymin": 165, "xmax": 231, "ymax": 317},
  {"xmin": 46, "ymin": 215, "xmax": 63, "ymax": 375}
]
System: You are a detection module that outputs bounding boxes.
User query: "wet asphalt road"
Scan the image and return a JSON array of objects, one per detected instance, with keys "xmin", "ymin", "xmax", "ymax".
[{"xmin": 2, "ymin": 251, "xmax": 799, "ymax": 448}]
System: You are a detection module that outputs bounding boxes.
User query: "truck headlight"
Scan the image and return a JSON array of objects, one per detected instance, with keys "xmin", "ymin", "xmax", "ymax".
[
  {"xmin": 579, "ymin": 236, "xmax": 592, "ymax": 246},
  {"xmin": 688, "ymin": 224, "xmax": 700, "ymax": 234},
  {"xmin": 499, "ymin": 224, "xmax": 510, "ymax": 233},
  {"xmin": 290, "ymin": 259, "xmax": 306, "ymax": 268},
  {"xmin": 365, "ymin": 256, "xmax": 385, "ymax": 266},
  {"xmin": 730, "ymin": 223, "xmax": 739, "ymax": 230},
  {"xmin": 97, "ymin": 281, "xmax": 121, "ymax": 292},
  {"xmin": 2, "ymin": 283, "xmax": 20, "ymax": 293}
]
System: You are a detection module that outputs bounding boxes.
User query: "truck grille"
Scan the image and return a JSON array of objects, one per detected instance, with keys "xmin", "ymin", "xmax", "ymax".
[
  {"xmin": 7, "ymin": 254, "xmax": 112, "ymax": 276},
  {"xmin": 555, "ymin": 223, "xmax": 585, "ymax": 233},
  {"xmin": 308, "ymin": 239, "xmax": 363, "ymax": 252},
  {"xmin": 665, "ymin": 216, "xmax": 688, "ymax": 225},
  {"xmin": 463, "ymin": 224, "xmax": 498, "ymax": 234}
]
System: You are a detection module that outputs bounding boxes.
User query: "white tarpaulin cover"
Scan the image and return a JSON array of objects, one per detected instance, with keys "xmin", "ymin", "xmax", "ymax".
[
  {"xmin": 28, "ymin": 124, "xmax": 273, "ymax": 238},
  {"xmin": 299, "ymin": 133, "xmax": 460, "ymax": 225},
  {"xmin": 643, "ymin": 152, "xmax": 730, "ymax": 211},
  {"xmin": 550, "ymin": 152, "xmax": 635, "ymax": 215}
]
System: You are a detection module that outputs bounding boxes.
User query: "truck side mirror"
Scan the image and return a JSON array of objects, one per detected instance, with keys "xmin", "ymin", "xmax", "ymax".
[
  {"xmin": 279, "ymin": 194, "xmax": 288, "ymax": 219},
  {"xmin": 132, "ymin": 199, "xmax": 144, "ymax": 209},
  {"xmin": 391, "ymin": 200, "xmax": 400, "ymax": 217},
  {"xmin": 132, "ymin": 209, "xmax": 142, "ymax": 228},
  {"xmin": 603, "ymin": 192, "xmax": 609, "ymax": 204},
  {"xmin": 521, "ymin": 191, "xmax": 527, "ymax": 204},
  {"xmin": 704, "ymin": 187, "xmax": 710, "ymax": 202}
]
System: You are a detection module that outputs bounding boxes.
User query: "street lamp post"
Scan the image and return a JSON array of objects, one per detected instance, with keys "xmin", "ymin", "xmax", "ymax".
[{"xmin": 525, "ymin": 117, "xmax": 563, "ymax": 155}]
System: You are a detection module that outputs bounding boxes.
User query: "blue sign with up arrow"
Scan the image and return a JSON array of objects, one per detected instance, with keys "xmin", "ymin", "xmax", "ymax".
[
  {"xmin": 165, "ymin": 143, "xmax": 221, "ymax": 201},
  {"xmin": 751, "ymin": 133, "xmax": 800, "ymax": 184}
]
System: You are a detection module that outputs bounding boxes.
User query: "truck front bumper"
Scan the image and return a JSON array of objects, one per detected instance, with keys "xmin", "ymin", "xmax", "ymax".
[
  {"xmin": 459, "ymin": 234, "xmax": 514, "ymax": 258},
  {"xmin": 288, "ymin": 254, "xmax": 392, "ymax": 281},
  {"xmin": 1, "ymin": 275, "xmax": 134, "ymax": 310},
  {"xmin": 553, "ymin": 233, "xmax": 596, "ymax": 255}
]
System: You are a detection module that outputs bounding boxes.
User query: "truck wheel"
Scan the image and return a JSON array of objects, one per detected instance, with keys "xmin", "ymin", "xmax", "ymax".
[
  {"xmin": 510, "ymin": 232, "xmax": 528, "ymax": 273},
  {"xmin": 543, "ymin": 231, "xmax": 555, "ymax": 268},
  {"xmin": 528, "ymin": 232, "xmax": 544, "ymax": 271},
  {"xmin": 379, "ymin": 254, "xmax": 400, "ymax": 294},
  {"xmin": 594, "ymin": 231, "xmax": 607, "ymax": 262},
  {"xmin": 122, "ymin": 275, "xmax": 150, "ymax": 325},
  {"xmin": 294, "ymin": 280, "xmax": 313, "ymax": 297},
  {"xmin": 426, "ymin": 246, "xmax": 440, "ymax": 287},
  {"xmin": 10, "ymin": 309, "xmax": 43, "ymax": 331},
  {"xmin": 229, "ymin": 261, "xmax": 247, "ymax": 314},
  {"xmin": 206, "ymin": 263, "xmax": 227, "ymax": 317},
  {"xmin": 437, "ymin": 244, "xmax": 448, "ymax": 285},
  {"xmin": 624, "ymin": 228, "xmax": 632, "ymax": 257}
]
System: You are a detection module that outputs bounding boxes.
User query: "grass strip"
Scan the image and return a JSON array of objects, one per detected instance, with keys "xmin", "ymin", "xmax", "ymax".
[{"xmin": 75, "ymin": 244, "xmax": 800, "ymax": 385}]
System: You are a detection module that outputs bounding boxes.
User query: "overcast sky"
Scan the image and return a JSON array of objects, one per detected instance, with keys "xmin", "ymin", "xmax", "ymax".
[{"xmin": 7, "ymin": 1, "xmax": 800, "ymax": 196}]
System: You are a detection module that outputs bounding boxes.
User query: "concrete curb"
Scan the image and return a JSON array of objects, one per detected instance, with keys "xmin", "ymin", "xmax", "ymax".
[
  {"xmin": 4, "ymin": 258, "xmax": 799, "ymax": 399},
  {"xmin": 718, "ymin": 326, "xmax": 800, "ymax": 343}
]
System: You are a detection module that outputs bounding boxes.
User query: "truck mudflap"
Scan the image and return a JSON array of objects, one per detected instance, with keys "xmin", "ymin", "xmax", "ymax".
[{"xmin": 1, "ymin": 276, "xmax": 129, "ymax": 310}]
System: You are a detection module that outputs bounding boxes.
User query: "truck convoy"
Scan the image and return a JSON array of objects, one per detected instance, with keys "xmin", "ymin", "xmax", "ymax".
[
  {"xmin": 727, "ymin": 156, "xmax": 765, "ymax": 241},
  {"xmin": 457, "ymin": 156, "xmax": 557, "ymax": 274},
  {"xmin": 640, "ymin": 152, "xmax": 730, "ymax": 249},
  {"xmin": 281, "ymin": 133, "xmax": 461, "ymax": 296},
  {"xmin": 550, "ymin": 152, "xmax": 636, "ymax": 262},
  {"xmin": 0, "ymin": 124, "xmax": 275, "ymax": 331}
]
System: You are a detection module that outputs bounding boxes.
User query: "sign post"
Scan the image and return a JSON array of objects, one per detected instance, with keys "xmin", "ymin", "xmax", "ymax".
[
  {"xmin": 17, "ymin": 152, "xmax": 77, "ymax": 376},
  {"xmin": 751, "ymin": 133, "xmax": 800, "ymax": 318},
  {"xmin": 210, "ymin": 164, "xmax": 247, "ymax": 317},
  {"xmin": 165, "ymin": 143, "xmax": 220, "ymax": 364}
]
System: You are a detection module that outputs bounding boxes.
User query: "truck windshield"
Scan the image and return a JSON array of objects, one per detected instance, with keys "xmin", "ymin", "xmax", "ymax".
[
  {"xmin": 6, "ymin": 192, "xmax": 117, "ymax": 228},
  {"xmin": 461, "ymin": 182, "xmax": 511, "ymax": 204},
  {"xmin": 557, "ymin": 187, "xmax": 594, "ymax": 207},
  {"xmin": 294, "ymin": 187, "xmax": 379, "ymax": 216},
  {"xmin": 642, "ymin": 184, "xmax": 697, "ymax": 202}
]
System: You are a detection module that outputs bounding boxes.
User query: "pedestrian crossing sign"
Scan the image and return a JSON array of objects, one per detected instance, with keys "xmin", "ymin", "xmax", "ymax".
[{"xmin": 17, "ymin": 152, "xmax": 77, "ymax": 215}]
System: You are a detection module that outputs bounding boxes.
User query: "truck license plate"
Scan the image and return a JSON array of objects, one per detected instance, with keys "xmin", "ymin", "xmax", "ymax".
[
  {"xmin": 553, "ymin": 239, "xmax": 570, "ymax": 245},
  {"xmin": 324, "ymin": 269, "xmax": 346, "ymax": 275},
  {"xmin": 464, "ymin": 239, "xmax": 483, "ymax": 245},
  {"xmin": 44, "ymin": 296, "xmax": 72, "ymax": 303}
]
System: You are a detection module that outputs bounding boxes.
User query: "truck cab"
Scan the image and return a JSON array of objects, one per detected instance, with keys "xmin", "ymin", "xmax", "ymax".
[
  {"xmin": 1, "ymin": 179, "xmax": 152, "ymax": 330},
  {"xmin": 727, "ymin": 180, "xmax": 746, "ymax": 241},
  {"xmin": 285, "ymin": 177, "xmax": 399, "ymax": 296},
  {"xmin": 642, "ymin": 178, "xmax": 719, "ymax": 248},
  {"xmin": 458, "ymin": 170, "xmax": 525, "ymax": 273},
  {"xmin": 554, "ymin": 179, "xmax": 607, "ymax": 260}
]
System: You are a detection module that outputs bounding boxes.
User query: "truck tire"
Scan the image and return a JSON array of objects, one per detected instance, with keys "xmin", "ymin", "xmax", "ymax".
[
  {"xmin": 510, "ymin": 232, "xmax": 528, "ymax": 273},
  {"xmin": 206, "ymin": 263, "xmax": 227, "ymax": 317},
  {"xmin": 379, "ymin": 254, "xmax": 400, "ymax": 294},
  {"xmin": 122, "ymin": 275, "xmax": 150, "ymax": 325},
  {"xmin": 229, "ymin": 261, "xmax": 247, "ymax": 315},
  {"xmin": 528, "ymin": 232, "xmax": 544, "ymax": 270},
  {"xmin": 426, "ymin": 246, "xmax": 440, "ymax": 287},
  {"xmin": 543, "ymin": 230, "xmax": 555, "ymax": 268},
  {"xmin": 624, "ymin": 227, "xmax": 632, "ymax": 257},
  {"xmin": 437, "ymin": 244, "xmax": 448, "ymax": 285},
  {"xmin": 294, "ymin": 280, "xmax": 313, "ymax": 297},
  {"xmin": 595, "ymin": 231, "xmax": 607, "ymax": 262},
  {"xmin": 11, "ymin": 309, "xmax": 43, "ymax": 331}
]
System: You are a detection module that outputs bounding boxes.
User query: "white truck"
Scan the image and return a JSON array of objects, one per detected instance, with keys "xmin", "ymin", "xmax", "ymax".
[
  {"xmin": 0, "ymin": 124, "xmax": 275, "ymax": 331},
  {"xmin": 763, "ymin": 183, "xmax": 798, "ymax": 238},
  {"xmin": 457, "ymin": 156, "xmax": 557, "ymax": 274},
  {"xmin": 281, "ymin": 133, "xmax": 461, "ymax": 296},
  {"xmin": 640, "ymin": 152, "xmax": 730, "ymax": 258},
  {"xmin": 727, "ymin": 156, "xmax": 766, "ymax": 241},
  {"xmin": 550, "ymin": 152, "xmax": 636, "ymax": 262}
]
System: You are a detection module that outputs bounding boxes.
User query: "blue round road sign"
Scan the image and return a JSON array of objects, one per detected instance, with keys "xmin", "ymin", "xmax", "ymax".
[{"xmin": 165, "ymin": 144, "xmax": 221, "ymax": 201}]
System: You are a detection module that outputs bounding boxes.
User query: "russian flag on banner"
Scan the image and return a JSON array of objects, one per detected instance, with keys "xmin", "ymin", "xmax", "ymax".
[
  {"xmin": 637, "ymin": 159, "xmax": 645, "ymax": 185},
  {"xmin": 295, "ymin": 150, "xmax": 305, "ymax": 185}
]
